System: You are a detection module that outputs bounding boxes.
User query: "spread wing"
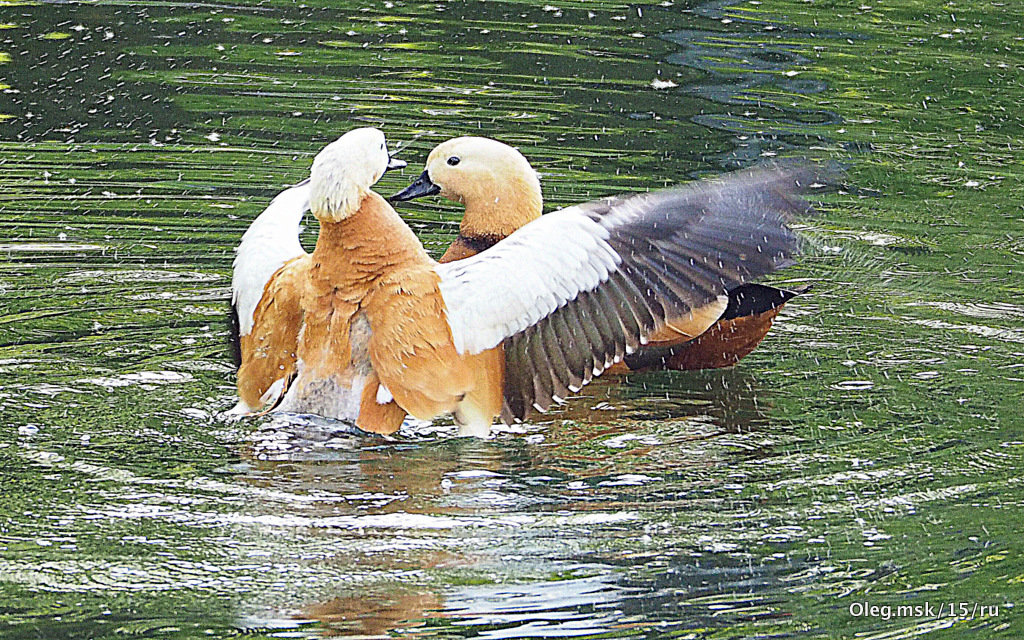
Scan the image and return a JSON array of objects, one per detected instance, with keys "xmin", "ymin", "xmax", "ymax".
[
  {"xmin": 236, "ymin": 256, "xmax": 309, "ymax": 411},
  {"xmin": 435, "ymin": 162, "xmax": 823, "ymax": 422},
  {"xmin": 231, "ymin": 180, "xmax": 310, "ymax": 339}
]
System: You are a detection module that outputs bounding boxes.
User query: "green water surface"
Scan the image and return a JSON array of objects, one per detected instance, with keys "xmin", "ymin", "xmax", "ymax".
[{"xmin": 0, "ymin": 0, "xmax": 1021, "ymax": 638}]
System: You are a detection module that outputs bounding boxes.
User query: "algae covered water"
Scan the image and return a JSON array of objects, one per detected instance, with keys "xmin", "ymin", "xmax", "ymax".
[{"xmin": 1, "ymin": 0, "xmax": 1021, "ymax": 638}]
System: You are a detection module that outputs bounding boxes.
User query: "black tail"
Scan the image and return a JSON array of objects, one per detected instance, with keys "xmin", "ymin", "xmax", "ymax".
[{"xmin": 721, "ymin": 282, "xmax": 809, "ymax": 320}]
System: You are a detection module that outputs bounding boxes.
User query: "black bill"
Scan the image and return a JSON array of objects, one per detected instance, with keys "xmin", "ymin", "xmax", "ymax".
[{"xmin": 390, "ymin": 170, "xmax": 440, "ymax": 202}]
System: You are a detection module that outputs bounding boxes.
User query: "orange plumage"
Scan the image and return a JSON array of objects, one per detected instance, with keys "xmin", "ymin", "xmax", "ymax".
[
  {"xmin": 233, "ymin": 129, "xmax": 822, "ymax": 436},
  {"xmin": 395, "ymin": 136, "xmax": 810, "ymax": 376}
]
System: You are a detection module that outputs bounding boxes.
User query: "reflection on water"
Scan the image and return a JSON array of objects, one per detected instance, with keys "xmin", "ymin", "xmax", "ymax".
[
  {"xmin": 2, "ymin": 0, "xmax": 1022, "ymax": 638},
  {"xmin": 300, "ymin": 587, "xmax": 444, "ymax": 638}
]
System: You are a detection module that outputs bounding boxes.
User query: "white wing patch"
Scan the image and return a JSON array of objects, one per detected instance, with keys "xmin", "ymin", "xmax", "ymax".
[
  {"xmin": 437, "ymin": 207, "xmax": 620, "ymax": 355},
  {"xmin": 232, "ymin": 182, "xmax": 310, "ymax": 336}
]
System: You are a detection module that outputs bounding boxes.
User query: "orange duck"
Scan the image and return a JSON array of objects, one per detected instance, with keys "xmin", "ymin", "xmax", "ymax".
[
  {"xmin": 229, "ymin": 128, "xmax": 818, "ymax": 436},
  {"xmin": 391, "ymin": 136, "xmax": 811, "ymax": 375}
]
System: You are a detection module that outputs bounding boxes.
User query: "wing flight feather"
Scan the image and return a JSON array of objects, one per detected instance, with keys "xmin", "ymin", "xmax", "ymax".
[{"xmin": 435, "ymin": 161, "xmax": 826, "ymax": 422}]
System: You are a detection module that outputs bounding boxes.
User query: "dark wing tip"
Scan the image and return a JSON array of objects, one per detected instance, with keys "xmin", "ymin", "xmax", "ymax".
[
  {"xmin": 228, "ymin": 303, "xmax": 242, "ymax": 368},
  {"xmin": 743, "ymin": 157, "xmax": 844, "ymax": 210},
  {"xmin": 701, "ymin": 158, "xmax": 843, "ymax": 222}
]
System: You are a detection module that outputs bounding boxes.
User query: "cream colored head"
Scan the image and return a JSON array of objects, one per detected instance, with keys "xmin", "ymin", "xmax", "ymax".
[
  {"xmin": 309, "ymin": 127, "xmax": 404, "ymax": 222},
  {"xmin": 419, "ymin": 137, "xmax": 543, "ymax": 238}
]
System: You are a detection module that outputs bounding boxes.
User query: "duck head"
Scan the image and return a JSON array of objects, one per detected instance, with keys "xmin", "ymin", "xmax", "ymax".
[
  {"xmin": 309, "ymin": 127, "xmax": 406, "ymax": 222},
  {"xmin": 391, "ymin": 137, "xmax": 542, "ymax": 239}
]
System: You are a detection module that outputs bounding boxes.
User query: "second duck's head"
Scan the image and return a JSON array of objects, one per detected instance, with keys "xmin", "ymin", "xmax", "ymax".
[
  {"xmin": 309, "ymin": 127, "xmax": 406, "ymax": 222},
  {"xmin": 391, "ymin": 137, "xmax": 542, "ymax": 238}
]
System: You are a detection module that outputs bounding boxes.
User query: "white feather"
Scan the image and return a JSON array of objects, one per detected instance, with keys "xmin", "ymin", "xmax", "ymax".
[
  {"xmin": 232, "ymin": 182, "xmax": 310, "ymax": 336},
  {"xmin": 221, "ymin": 399, "xmax": 254, "ymax": 420},
  {"xmin": 376, "ymin": 384, "xmax": 394, "ymax": 405},
  {"xmin": 258, "ymin": 377, "xmax": 288, "ymax": 407},
  {"xmin": 437, "ymin": 207, "xmax": 620, "ymax": 355}
]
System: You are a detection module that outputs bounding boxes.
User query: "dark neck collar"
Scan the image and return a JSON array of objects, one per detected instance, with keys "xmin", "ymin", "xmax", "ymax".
[{"xmin": 457, "ymin": 233, "xmax": 503, "ymax": 253}]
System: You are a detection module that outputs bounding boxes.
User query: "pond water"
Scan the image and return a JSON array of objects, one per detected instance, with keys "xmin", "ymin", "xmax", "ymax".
[{"xmin": 1, "ymin": 0, "xmax": 1021, "ymax": 638}]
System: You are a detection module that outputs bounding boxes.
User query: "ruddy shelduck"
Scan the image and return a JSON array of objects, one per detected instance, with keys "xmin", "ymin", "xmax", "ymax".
[
  {"xmin": 391, "ymin": 136, "xmax": 812, "ymax": 374},
  {"xmin": 230, "ymin": 128, "xmax": 819, "ymax": 436}
]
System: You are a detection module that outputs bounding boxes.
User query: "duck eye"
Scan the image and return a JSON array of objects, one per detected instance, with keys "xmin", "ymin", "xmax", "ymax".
[{"xmin": 447, "ymin": 156, "xmax": 461, "ymax": 166}]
